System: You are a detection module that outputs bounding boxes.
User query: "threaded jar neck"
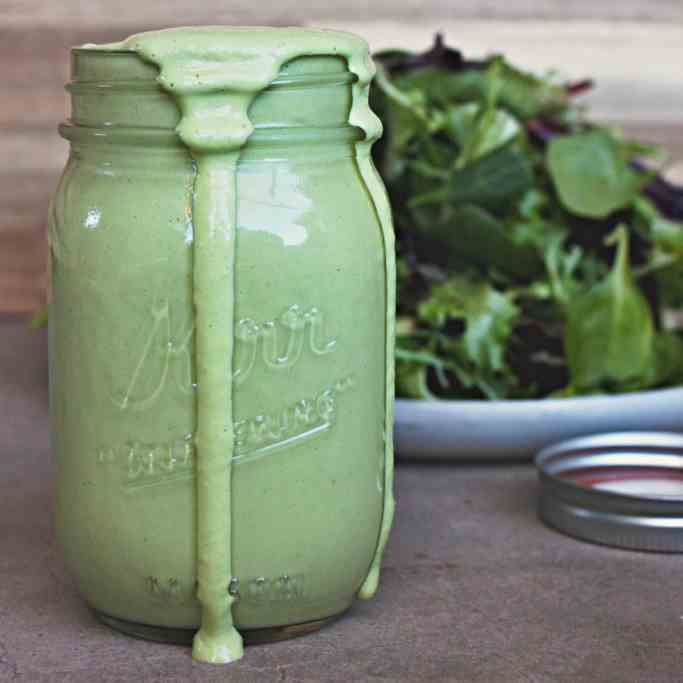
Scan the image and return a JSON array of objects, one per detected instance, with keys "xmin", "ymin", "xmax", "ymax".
[{"xmin": 63, "ymin": 49, "xmax": 360, "ymax": 149}]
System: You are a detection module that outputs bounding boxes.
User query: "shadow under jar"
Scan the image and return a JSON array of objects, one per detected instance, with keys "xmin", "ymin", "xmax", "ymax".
[{"xmin": 50, "ymin": 45, "xmax": 393, "ymax": 644}]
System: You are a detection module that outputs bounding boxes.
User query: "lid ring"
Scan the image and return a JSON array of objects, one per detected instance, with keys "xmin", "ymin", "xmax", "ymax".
[{"xmin": 535, "ymin": 432, "xmax": 683, "ymax": 552}]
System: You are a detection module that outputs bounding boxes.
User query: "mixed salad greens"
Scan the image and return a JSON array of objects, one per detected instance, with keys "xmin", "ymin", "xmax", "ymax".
[{"xmin": 372, "ymin": 36, "xmax": 683, "ymax": 400}]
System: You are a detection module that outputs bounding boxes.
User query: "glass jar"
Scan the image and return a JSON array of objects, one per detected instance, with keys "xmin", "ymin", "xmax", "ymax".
[{"xmin": 49, "ymin": 40, "xmax": 394, "ymax": 645}]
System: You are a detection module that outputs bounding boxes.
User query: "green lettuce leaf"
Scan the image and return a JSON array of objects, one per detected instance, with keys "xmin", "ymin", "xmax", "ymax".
[
  {"xmin": 410, "ymin": 145, "xmax": 534, "ymax": 215},
  {"xmin": 422, "ymin": 204, "xmax": 544, "ymax": 281},
  {"xmin": 419, "ymin": 277, "xmax": 519, "ymax": 375},
  {"xmin": 547, "ymin": 129, "xmax": 648, "ymax": 218},
  {"xmin": 565, "ymin": 226, "xmax": 655, "ymax": 391}
]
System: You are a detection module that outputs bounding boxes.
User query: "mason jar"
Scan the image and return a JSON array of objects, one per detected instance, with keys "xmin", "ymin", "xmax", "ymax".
[{"xmin": 49, "ymin": 42, "xmax": 393, "ymax": 644}]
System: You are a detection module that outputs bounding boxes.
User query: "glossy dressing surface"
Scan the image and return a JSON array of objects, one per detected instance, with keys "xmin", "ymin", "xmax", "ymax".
[{"xmin": 51, "ymin": 26, "xmax": 395, "ymax": 665}]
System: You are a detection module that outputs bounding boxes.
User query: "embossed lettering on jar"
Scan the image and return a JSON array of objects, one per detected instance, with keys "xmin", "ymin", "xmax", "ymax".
[{"xmin": 50, "ymin": 36, "xmax": 395, "ymax": 649}]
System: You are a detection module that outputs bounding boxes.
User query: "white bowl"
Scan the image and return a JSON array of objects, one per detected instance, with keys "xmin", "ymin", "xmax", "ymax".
[{"xmin": 394, "ymin": 386, "xmax": 683, "ymax": 460}]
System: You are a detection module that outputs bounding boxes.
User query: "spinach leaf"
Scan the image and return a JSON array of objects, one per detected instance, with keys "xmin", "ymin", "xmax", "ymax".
[
  {"xmin": 421, "ymin": 204, "xmax": 543, "ymax": 281},
  {"xmin": 565, "ymin": 226, "xmax": 654, "ymax": 391},
  {"xmin": 410, "ymin": 145, "xmax": 534, "ymax": 215},
  {"xmin": 547, "ymin": 129, "xmax": 648, "ymax": 218},
  {"xmin": 446, "ymin": 103, "xmax": 522, "ymax": 166}
]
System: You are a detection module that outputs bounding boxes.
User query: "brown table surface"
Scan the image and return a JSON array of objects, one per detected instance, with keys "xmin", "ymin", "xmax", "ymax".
[{"xmin": 1, "ymin": 317, "xmax": 681, "ymax": 682}]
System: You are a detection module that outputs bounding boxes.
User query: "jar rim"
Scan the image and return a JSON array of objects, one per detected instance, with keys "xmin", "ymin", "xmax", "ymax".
[
  {"xmin": 69, "ymin": 48, "xmax": 356, "ymax": 90},
  {"xmin": 66, "ymin": 71, "xmax": 356, "ymax": 93},
  {"xmin": 65, "ymin": 49, "xmax": 358, "ymax": 142}
]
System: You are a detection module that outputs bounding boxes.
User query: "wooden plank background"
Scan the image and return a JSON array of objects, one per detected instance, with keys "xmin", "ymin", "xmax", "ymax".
[{"xmin": 3, "ymin": 1, "xmax": 682, "ymax": 312}]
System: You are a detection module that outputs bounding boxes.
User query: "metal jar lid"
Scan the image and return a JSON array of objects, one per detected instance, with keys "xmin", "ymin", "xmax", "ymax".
[{"xmin": 535, "ymin": 432, "xmax": 683, "ymax": 552}]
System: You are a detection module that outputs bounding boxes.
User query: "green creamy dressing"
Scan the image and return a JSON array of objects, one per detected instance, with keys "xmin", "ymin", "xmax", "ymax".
[{"xmin": 89, "ymin": 26, "xmax": 395, "ymax": 664}]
